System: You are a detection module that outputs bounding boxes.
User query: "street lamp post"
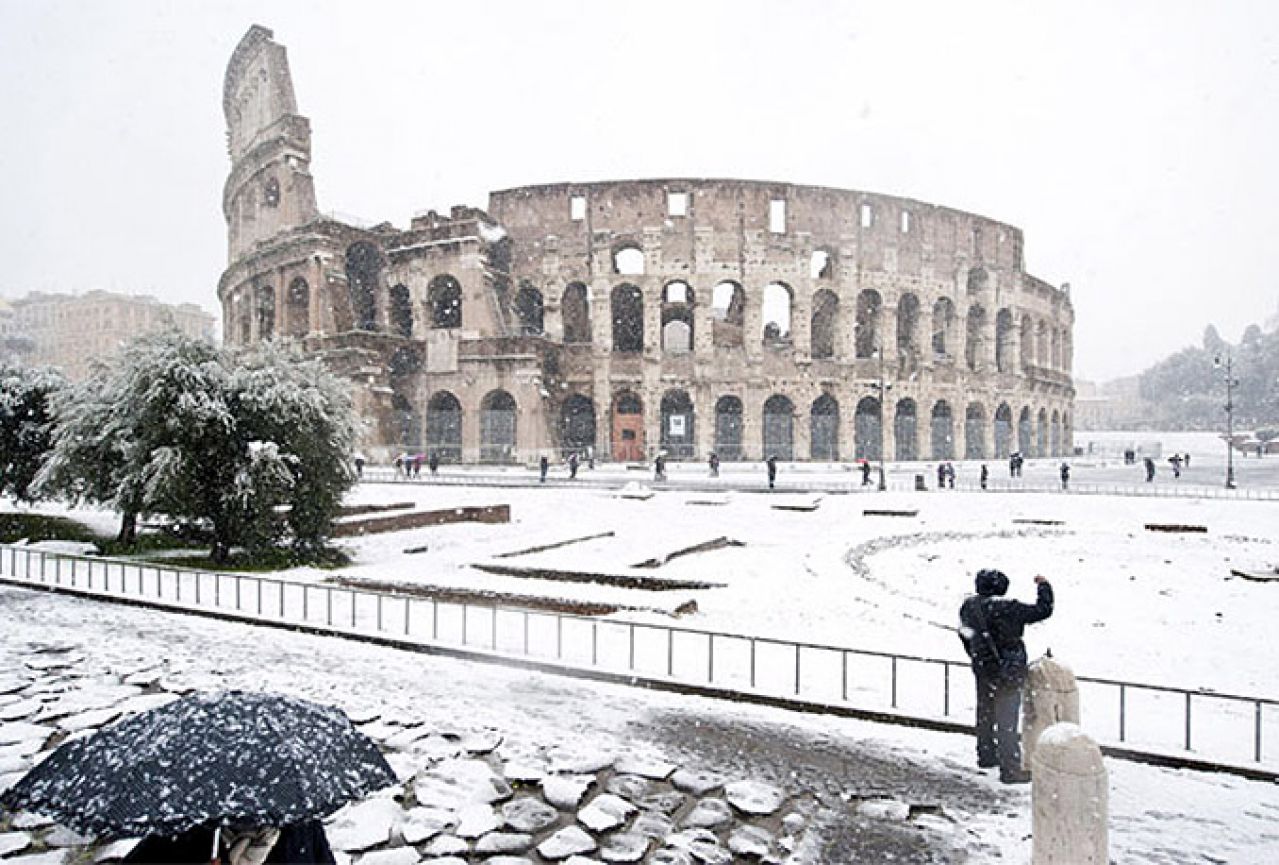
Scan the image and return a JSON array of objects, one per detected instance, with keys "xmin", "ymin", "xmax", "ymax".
[
  {"xmin": 871, "ymin": 347, "xmax": 891, "ymax": 491},
  {"xmin": 1215, "ymin": 351, "xmax": 1238, "ymax": 489}
]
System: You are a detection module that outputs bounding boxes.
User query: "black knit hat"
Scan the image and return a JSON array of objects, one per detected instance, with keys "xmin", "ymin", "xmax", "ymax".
[{"xmin": 975, "ymin": 568, "xmax": 1009, "ymax": 596}]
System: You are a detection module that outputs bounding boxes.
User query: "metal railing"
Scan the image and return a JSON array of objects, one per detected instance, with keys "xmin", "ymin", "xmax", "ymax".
[
  {"xmin": 357, "ymin": 464, "xmax": 1279, "ymax": 501},
  {"xmin": 2, "ymin": 543, "xmax": 1276, "ymax": 775}
]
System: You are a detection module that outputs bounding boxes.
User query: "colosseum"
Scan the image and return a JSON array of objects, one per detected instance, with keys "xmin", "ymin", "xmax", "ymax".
[{"xmin": 219, "ymin": 26, "xmax": 1075, "ymax": 465}]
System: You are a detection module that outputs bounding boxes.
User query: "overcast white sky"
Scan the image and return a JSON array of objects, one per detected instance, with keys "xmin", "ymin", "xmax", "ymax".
[{"xmin": 1, "ymin": 0, "xmax": 1277, "ymax": 381}]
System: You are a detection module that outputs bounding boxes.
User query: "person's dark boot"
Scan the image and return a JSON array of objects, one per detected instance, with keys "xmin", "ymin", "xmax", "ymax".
[{"xmin": 1000, "ymin": 767, "xmax": 1032, "ymax": 784}]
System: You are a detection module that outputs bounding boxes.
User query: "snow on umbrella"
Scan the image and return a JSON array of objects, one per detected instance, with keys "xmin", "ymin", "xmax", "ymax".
[{"xmin": 0, "ymin": 690, "xmax": 396, "ymax": 841}]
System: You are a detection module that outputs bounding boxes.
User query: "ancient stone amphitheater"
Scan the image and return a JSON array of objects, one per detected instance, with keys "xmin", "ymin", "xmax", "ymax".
[{"xmin": 219, "ymin": 26, "xmax": 1074, "ymax": 465}]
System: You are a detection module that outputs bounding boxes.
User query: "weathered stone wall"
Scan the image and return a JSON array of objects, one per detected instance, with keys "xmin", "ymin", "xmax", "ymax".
[{"xmin": 218, "ymin": 28, "xmax": 1074, "ymax": 464}]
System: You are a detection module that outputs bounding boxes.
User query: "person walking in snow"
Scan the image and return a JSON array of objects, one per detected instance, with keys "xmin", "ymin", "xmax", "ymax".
[
  {"xmin": 708, "ymin": 451, "xmax": 720, "ymax": 478},
  {"xmin": 766, "ymin": 455, "xmax": 778, "ymax": 489},
  {"xmin": 568, "ymin": 451, "xmax": 579, "ymax": 479},
  {"xmin": 860, "ymin": 459, "xmax": 872, "ymax": 486},
  {"xmin": 1144, "ymin": 456, "xmax": 1155, "ymax": 482},
  {"xmin": 936, "ymin": 463, "xmax": 946, "ymax": 489},
  {"xmin": 539, "ymin": 454, "xmax": 549, "ymax": 483},
  {"xmin": 352, "ymin": 454, "xmax": 364, "ymax": 479},
  {"xmin": 1168, "ymin": 453, "xmax": 1182, "ymax": 479},
  {"xmin": 980, "ymin": 464, "xmax": 989, "ymax": 490},
  {"xmin": 1059, "ymin": 462, "xmax": 1070, "ymax": 490},
  {"xmin": 428, "ymin": 451, "xmax": 439, "ymax": 475},
  {"xmin": 958, "ymin": 569, "xmax": 1054, "ymax": 783}
]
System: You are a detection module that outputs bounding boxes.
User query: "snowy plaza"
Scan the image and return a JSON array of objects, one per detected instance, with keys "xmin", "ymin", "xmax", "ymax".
[{"xmin": 3, "ymin": 431, "xmax": 1279, "ymax": 862}]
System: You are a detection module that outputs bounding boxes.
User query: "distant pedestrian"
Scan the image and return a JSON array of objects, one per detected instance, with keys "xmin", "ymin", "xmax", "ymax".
[
  {"xmin": 980, "ymin": 464, "xmax": 989, "ymax": 490},
  {"xmin": 353, "ymin": 454, "xmax": 365, "ymax": 479},
  {"xmin": 410, "ymin": 454, "xmax": 422, "ymax": 478},
  {"xmin": 654, "ymin": 452, "xmax": 667, "ymax": 482},
  {"xmin": 766, "ymin": 455, "xmax": 778, "ymax": 489},
  {"xmin": 568, "ymin": 451, "xmax": 579, "ymax": 479},
  {"xmin": 937, "ymin": 463, "xmax": 946, "ymax": 489},
  {"xmin": 958, "ymin": 569, "xmax": 1054, "ymax": 783},
  {"xmin": 1183, "ymin": 452, "xmax": 1190, "ymax": 468},
  {"xmin": 1144, "ymin": 456, "xmax": 1155, "ymax": 482},
  {"xmin": 586, "ymin": 446, "xmax": 595, "ymax": 470},
  {"xmin": 860, "ymin": 459, "xmax": 872, "ymax": 486},
  {"xmin": 1168, "ymin": 454, "xmax": 1182, "ymax": 479},
  {"xmin": 393, "ymin": 454, "xmax": 406, "ymax": 479},
  {"xmin": 428, "ymin": 451, "xmax": 439, "ymax": 475},
  {"xmin": 1059, "ymin": 462, "xmax": 1070, "ymax": 490},
  {"xmin": 945, "ymin": 461, "xmax": 956, "ymax": 489},
  {"xmin": 539, "ymin": 454, "xmax": 549, "ymax": 483},
  {"xmin": 1008, "ymin": 454, "xmax": 1017, "ymax": 478},
  {"xmin": 708, "ymin": 452, "xmax": 720, "ymax": 478}
]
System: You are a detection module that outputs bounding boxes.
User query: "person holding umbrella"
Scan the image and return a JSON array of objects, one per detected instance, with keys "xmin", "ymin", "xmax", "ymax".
[{"xmin": 1, "ymin": 691, "xmax": 394, "ymax": 864}]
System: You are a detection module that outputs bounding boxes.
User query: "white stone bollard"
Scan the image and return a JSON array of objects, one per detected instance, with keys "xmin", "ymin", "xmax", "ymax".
[
  {"xmin": 1031, "ymin": 722, "xmax": 1108, "ymax": 865},
  {"xmin": 1023, "ymin": 656, "xmax": 1080, "ymax": 770}
]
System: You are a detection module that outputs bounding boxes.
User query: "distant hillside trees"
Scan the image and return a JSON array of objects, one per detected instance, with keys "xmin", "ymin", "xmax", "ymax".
[{"xmin": 1138, "ymin": 323, "xmax": 1279, "ymax": 429}]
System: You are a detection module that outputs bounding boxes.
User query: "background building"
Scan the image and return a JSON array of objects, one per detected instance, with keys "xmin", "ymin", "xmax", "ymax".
[
  {"xmin": 220, "ymin": 26, "xmax": 1074, "ymax": 463},
  {"xmin": 2, "ymin": 290, "xmax": 216, "ymax": 381}
]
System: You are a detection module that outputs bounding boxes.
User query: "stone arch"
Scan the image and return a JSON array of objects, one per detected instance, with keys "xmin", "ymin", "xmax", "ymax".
[
  {"xmin": 236, "ymin": 292, "xmax": 252, "ymax": 345},
  {"xmin": 345, "ymin": 242, "xmax": 382, "ymax": 332},
  {"xmin": 514, "ymin": 283, "xmax": 544, "ymax": 335},
  {"xmin": 560, "ymin": 394, "xmax": 597, "ymax": 455},
  {"xmin": 855, "ymin": 396, "xmax": 882, "ymax": 461},
  {"xmin": 894, "ymin": 398, "xmax": 919, "ymax": 461},
  {"xmin": 995, "ymin": 308, "xmax": 1014, "ymax": 373},
  {"xmin": 855, "ymin": 290, "xmax": 883, "ymax": 358},
  {"xmin": 428, "ymin": 274, "xmax": 462, "ymax": 329},
  {"xmin": 1051, "ymin": 409, "xmax": 1062, "ymax": 456},
  {"xmin": 896, "ymin": 293, "xmax": 921, "ymax": 373},
  {"xmin": 931, "ymin": 400, "xmax": 955, "ymax": 460},
  {"xmin": 611, "ymin": 284, "xmax": 644, "ymax": 353},
  {"xmin": 762, "ymin": 394, "xmax": 795, "ymax": 460},
  {"xmin": 1037, "ymin": 407, "xmax": 1049, "ymax": 457},
  {"xmin": 1020, "ymin": 315, "xmax": 1035, "ymax": 371},
  {"xmin": 561, "ymin": 282, "xmax": 591, "ymax": 344},
  {"xmin": 611, "ymin": 390, "xmax": 645, "ymax": 462},
  {"xmin": 286, "ymin": 277, "xmax": 309, "ymax": 337},
  {"xmin": 714, "ymin": 395, "xmax": 744, "ymax": 460},
  {"xmin": 994, "ymin": 402, "xmax": 1013, "ymax": 458},
  {"xmin": 712, "ymin": 281, "xmax": 745, "ymax": 348},
  {"xmin": 967, "ymin": 266, "xmax": 990, "ymax": 294},
  {"xmin": 1018, "ymin": 406, "xmax": 1033, "ymax": 456},
  {"xmin": 390, "ymin": 393, "xmax": 421, "ymax": 449},
  {"xmin": 810, "ymin": 394, "xmax": 840, "ymax": 461},
  {"xmin": 612, "ymin": 243, "xmax": 645, "ymax": 276},
  {"xmin": 965, "ymin": 304, "xmax": 987, "ymax": 372},
  {"xmin": 932, "ymin": 297, "xmax": 956, "ymax": 359},
  {"xmin": 762, "ymin": 282, "xmax": 793, "ymax": 346},
  {"xmin": 810, "ymin": 290, "xmax": 839, "ymax": 360},
  {"xmin": 255, "ymin": 284, "xmax": 275, "ymax": 340},
  {"xmin": 660, "ymin": 389, "xmax": 695, "ymax": 459},
  {"xmin": 661, "ymin": 280, "xmax": 694, "ymax": 354},
  {"xmin": 426, "ymin": 391, "xmax": 462, "ymax": 463},
  {"xmin": 480, "ymin": 390, "xmax": 517, "ymax": 463},
  {"xmin": 389, "ymin": 284, "xmax": 413, "ymax": 338},
  {"xmin": 965, "ymin": 402, "xmax": 987, "ymax": 460}
]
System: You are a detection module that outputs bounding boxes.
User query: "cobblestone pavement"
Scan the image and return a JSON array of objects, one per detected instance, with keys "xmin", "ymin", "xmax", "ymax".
[{"xmin": 0, "ymin": 587, "xmax": 1018, "ymax": 864}]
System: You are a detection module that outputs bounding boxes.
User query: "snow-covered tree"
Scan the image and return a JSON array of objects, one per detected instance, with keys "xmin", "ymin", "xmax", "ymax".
[
  {"xmin": 39, "ymin": 331, "xmax": 356, "ymax": 562},
  {"xmin": 0, "ymin": 364, "xmax": 64, "ymax": 502}
]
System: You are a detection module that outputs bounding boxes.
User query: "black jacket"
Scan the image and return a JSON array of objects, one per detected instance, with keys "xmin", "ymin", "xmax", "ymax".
[{"xmin": 959, "ymin": 580, "xmax": 1054, "ymax": 678}]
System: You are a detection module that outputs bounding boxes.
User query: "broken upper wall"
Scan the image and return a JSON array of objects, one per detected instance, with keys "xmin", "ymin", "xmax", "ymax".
[
  {"xmin": 223, "ymin": 26, "xmax": 319, "ymax": 263},
  {"xmin": 486, "ymin": 179, "xmax": 1052, "ymax": 298}
]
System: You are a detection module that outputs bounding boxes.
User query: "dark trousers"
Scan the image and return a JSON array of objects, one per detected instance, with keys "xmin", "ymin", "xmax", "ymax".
[{"xmin": 975, "ymin": 673, "xmax": 1023, "ymax": 772}]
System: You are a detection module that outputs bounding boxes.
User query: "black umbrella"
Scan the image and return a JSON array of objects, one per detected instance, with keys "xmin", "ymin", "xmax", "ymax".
[{"xmin": 0, "ymin": 690, "xmax": 396, "ymax": 840}]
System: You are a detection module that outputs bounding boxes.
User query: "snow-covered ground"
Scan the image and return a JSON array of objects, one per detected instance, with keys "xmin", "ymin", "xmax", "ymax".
[
  {"xmin": 2, "ymin": 586, "xmax": 1278, "ymax": 864},
  {"xmin": 3, "ymin": 430, "xmax": 1279, "ymax": 860}
]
